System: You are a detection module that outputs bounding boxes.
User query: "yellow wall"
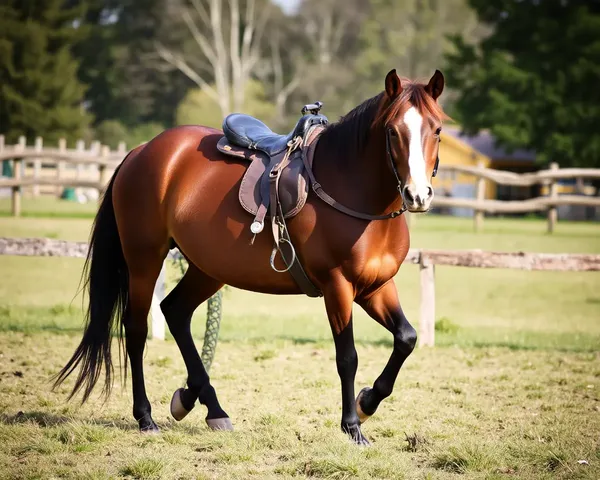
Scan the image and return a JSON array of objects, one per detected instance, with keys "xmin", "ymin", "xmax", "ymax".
[{"xmin": 433, "ymin": 132, "xmax": 495, "ymax": 198}]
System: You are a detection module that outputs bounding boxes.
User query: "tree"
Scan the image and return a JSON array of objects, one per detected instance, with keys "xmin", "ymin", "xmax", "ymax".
[
  {"xmin": 445, "ymin": 0, "xmax": 600, "ymax": 168},
  {"xmin": 73, "ymin": 0, "xmax": 191, "ymax": 129},
  {"xmin": 352, "ymin": 0, "xmax": 483, "ymax": 106},
  {"xmin": 176, "ymin": 79, "xmax": 275, "ymax": 128},
  {"xmin": 157, "ymin": 0, "xmax": 269, "ymax": 119},
  {"xmin": 0, "ymin": 0, "xmax": 92, "ymax": 142}
]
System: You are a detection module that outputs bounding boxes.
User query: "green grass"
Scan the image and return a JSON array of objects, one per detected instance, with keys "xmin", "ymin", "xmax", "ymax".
[
  {"xmin": 0, "ymin": 332, "xmax": 598, "ymax": 479},
  {"xmin": 0, "ymin": 211, "xmax": 599, "ymax": 478},
  {"xmin": 0, "ymin": 196, "xmax": 98, "ymax": 219},
  {"xmin": 0, "ymin": 214, "xmax": 599, "ymax": 351}
]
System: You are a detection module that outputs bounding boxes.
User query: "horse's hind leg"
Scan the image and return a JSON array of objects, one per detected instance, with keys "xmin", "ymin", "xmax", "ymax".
[
  {"xmin": 355, "ymin": 280, "xmax": 417, "ymax": 423},
  {"xmin": 161, "ymin": 262, "xmax": 232, "ymax": 430},
  {"xmin": 124, "ymin": 251, "xmax": 166, "ymax": 433}
]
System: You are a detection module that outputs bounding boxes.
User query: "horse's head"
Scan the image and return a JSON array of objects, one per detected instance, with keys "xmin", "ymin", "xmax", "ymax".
[{"xmin": 380, "ymin": 69, "xmax": 446, "ymax": 213}]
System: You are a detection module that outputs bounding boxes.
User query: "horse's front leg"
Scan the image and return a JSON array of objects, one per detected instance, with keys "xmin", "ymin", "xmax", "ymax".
[
  {"xmin": 355, "ymin": 280, "xmax": 417, "ymax": 423},
  {"xmin": 323, "ymin": 280, "xmax": 369, "ymax": 446}
]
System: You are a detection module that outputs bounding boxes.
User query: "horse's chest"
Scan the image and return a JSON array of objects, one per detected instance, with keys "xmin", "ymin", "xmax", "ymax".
[{"xmin": 344, "ymin": 236, "xmax": 408, "ymax": 292}]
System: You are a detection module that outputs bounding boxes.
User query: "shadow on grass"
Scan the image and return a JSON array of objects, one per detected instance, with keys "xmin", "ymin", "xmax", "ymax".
[{"xmin": 0, "ymin": 411, "xmax": 136, "ymax": 431}]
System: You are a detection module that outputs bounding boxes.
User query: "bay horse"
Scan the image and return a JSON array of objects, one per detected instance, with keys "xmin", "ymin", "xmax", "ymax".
[{"xmin": 54, "ymin": 69, "xmax": 446, "ymax": 445}]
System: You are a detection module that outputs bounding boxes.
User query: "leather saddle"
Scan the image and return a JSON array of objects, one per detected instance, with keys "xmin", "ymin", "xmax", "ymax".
[
  {"xmin": 216, "ymin": 103, "xmax": 328, "ymax": 297},
  {"xmin": 217, "ymin": 104, "xmax": 328, "ymax": 229}
]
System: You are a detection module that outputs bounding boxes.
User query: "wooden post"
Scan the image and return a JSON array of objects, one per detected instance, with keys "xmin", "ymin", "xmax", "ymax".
[
  {"xmin": 474, "ymin": 159, "xmax": 485, "ymax": 232},
  {"xmin": 547, "ymin": 162, "xmax": 559, "ymax": 233},
  {"xmin": 12, "ymin": 137, "xmax": 26, "ymax": 217},
  {"xmin": 75, "ymin": 140, "xmax": 85, "ymax": 179},
  {"xmin": 57, "ymin": 138, "xmax": 66, "ymax": 197},
  {"xmin": 0, "ymin": 135, "xmax": 4, "ymax": 177},
  {"xmin": 98, "ymin": 145, "xmax": 111, "ymax": 198},
  {"xmin": 33, "ymin": 137, "xmax": 43, "ymax": 197},
  {"xmin": 418, "ymin": 256, "xmax": 435, "ymax": 347},
  {"xmin": 150, "ymin": 261, "xmax": 166, "ymax": 340},
  {"xmin": 117, "ymin": 141, "xmax": 126, "ymax": 155}
]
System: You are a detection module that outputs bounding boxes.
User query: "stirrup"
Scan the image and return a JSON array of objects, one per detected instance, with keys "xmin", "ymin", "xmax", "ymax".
[{"xmin": 269, "ymin": 237, "xmax": 296, "ymax": 273}]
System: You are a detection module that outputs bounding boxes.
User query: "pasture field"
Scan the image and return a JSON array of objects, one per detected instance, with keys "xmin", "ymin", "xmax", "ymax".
[{"xmin": 0, "ymin": 198, "xmax": 599, "ymax": 479}]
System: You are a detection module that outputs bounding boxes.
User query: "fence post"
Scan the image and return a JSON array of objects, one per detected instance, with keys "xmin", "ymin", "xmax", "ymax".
[
  {"xmin": 12, "ymin": 137, "xmax": 26, "ymax": 217},
  {"xmin": 474, "ymin": 159, "xmax": 485, "ymax": 232},
  {"xmin": 150, "ymin": 261, "xmax": 166, "ymax": 340},
  {"xmin": 33, "ymin": 137, "xmax": 42, "ymax": 197},
  {"xmin": 0, "ymin": 135, "xmax": 4, "ymax": 178},
  {"xmin": 75, "ymin": 140, "xmax": 85, "ymax": 185},
  {"xmin": 547, "ymin": 162, "xmax": 559, "ymax": 233},
  {"xmin": 98, "ymin": 146, "xmax": 111, "ymax": 197},
  {"xmin": 418, "ymin": 255, "xmax": 435, "ymax": 347},
  {"xmin": 117, "ymin": 141, "xmax": 126, "ymax": 155},
  {"xmin": 57, "ymin": 138, "xmax": 66, "ymax": 197}
]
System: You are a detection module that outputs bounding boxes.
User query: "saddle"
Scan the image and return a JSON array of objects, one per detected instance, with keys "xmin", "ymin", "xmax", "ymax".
[{"xmin": 217, "ymin": 103, "xmax": 328, "ymax": 297}]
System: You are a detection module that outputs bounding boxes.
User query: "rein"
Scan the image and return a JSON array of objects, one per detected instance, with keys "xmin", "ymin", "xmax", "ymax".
[{"xmin": 301, "ymin": 126, "xmax": 406, "ymax": 221}]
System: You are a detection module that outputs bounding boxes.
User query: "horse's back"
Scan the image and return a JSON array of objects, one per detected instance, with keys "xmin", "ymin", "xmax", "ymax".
[{"xmin": 112, "ymin": 124, "xmax": 304, "ymax": 293}]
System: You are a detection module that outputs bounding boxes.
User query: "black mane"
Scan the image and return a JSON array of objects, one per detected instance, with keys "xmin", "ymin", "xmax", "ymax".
[{"xmin": 320, "ymin": 93, "xmax": 384, "ymax": 156}]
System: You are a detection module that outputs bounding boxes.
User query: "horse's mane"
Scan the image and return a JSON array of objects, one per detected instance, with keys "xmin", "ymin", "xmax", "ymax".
[{"xmin": 321, "ymin": 79, "xmax": 447, "ymax": 156}]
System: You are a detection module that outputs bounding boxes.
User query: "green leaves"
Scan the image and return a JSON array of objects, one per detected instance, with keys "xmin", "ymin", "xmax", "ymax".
[
  {"xmin": 445, "ymin": 0, "xmax": 600, "ymax": 167},
  {"xmin": 0, "ymin": 0, "xmax": 92, "ymax": 143}
]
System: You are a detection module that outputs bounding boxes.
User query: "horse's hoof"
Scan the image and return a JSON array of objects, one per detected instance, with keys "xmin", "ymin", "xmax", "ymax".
[
  {"xmin": 356, "ymin": 387, "xmax": 373, "ymax": 424},
  {"xmin": 342, "ymin": 422, "xmax": 371, "ymax": 446},
  {"xmin": 139, "ymin": 415, "xmax": 160, "ymax": 434},
  {"xmin": 206, "ymin": 417, "xmax": 234, "ymax": 431},
  {"xmin": 170, "ymin": 388, "xmax": 193, "ymax": 421}
]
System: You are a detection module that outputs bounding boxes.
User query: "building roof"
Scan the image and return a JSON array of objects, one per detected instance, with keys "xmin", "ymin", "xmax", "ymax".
[{"xmin": 444, "ymin": 126, "xmax": 537, "ymax": 163}]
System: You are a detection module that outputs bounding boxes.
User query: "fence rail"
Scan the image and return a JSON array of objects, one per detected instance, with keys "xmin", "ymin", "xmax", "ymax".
[
  {"xmin": 1, "ymin": 136, "xmax": 599, "ymax": 233},
  {"xmin": 436, "ymin": 162, "xmax": 600, "ymax": 232},
  {"xmin": 2, "ymin": 236, "xmax": 598, "ymax": 347},
  {"xmin": 0, "ymin": 135, "xmax": 124, "ymax": 216}
]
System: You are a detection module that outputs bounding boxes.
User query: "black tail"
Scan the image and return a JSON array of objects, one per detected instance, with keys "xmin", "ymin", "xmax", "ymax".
[{"xmin": 53, "ymin": 165, "xmax": 129, "ymax": 403}]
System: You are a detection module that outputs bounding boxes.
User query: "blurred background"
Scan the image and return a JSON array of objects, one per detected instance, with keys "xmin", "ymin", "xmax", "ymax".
[{"xmin": 1, "ymin": 0, "xmax": 599, "ymax": 219}]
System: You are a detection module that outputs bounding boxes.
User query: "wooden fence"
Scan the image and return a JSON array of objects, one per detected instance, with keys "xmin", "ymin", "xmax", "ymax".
[
  {"xmin": 0, "ymin": 135, "xmax": 124, "ymax": 216},
  {"xmin": 1, "ymin": 236, "xmax": 599, "ymax": 347},
  {"xmin": 434, "ymin": 161, "xmax": 600, "ymax": 232},
  {"xmin": 1, "ymin": 136, "xmax": 600, "ymax": 233}
]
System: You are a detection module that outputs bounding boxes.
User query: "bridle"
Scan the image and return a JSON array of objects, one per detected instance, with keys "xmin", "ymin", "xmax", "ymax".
[
  {"xmin": 301, "ymin": 124, "xmax": 440, "ymax": 222},
  {"xmin": 385, "ymin": 127, "xmax": 440, "ymax": 198}
]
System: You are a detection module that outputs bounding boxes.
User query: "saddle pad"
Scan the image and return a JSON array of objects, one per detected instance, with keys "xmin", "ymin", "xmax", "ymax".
[{"xmin": 217, "ymin": 137, "xmax": 309, "ymax": 219}]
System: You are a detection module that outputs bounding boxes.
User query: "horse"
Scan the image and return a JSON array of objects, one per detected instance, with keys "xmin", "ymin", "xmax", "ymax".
[{"xmin": 53, "ymin": 69, "xmax": 446, "ymax": 445}]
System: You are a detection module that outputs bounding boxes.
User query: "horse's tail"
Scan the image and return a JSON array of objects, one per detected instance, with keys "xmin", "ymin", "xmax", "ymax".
[{"xmin": 53, "ymin": 163, "xmax": 129, "ymax": 403}]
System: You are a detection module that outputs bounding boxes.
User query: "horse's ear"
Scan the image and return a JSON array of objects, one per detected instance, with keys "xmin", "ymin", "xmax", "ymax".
[
  {"xmin": 425, "ymin": 70, "xmax": 444, "ymax": 100},
  {"xmin": 385, "ymin": 69, "xmax": 403, "ymax": 100}
]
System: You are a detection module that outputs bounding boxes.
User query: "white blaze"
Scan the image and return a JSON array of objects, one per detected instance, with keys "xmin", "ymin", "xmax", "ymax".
[{"xmin": 403, "ymin": 107, "xmax": 430, "ymax": 199}]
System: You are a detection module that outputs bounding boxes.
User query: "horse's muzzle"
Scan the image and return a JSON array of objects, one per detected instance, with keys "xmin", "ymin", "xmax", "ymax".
[{"xmin": 402, "ymin": 184, "xmax": 434, "ymax": 212}]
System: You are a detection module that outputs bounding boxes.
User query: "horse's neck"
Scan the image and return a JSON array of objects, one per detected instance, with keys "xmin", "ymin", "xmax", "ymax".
[{"xmin": 314, "ymin": 127, "xmax": 402, "ymax": 216}]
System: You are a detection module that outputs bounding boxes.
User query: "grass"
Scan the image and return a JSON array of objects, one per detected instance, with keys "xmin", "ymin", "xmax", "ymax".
[
  {"xmin": 0, "ymin": 196, "xmax": 98, "ymax": 219},
  {"xmin": 0, "ymin": 333, "xmax": 598, "ymax": 479},
  {"xmin": 0, "ymin": 204, "xmax": 599, "ymax": 478}
]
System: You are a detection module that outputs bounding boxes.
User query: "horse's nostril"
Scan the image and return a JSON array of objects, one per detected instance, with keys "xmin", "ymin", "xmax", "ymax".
[
  {"xmin": 426, "ymin": 186, "xmax": 433, "ymax": 198},
  {"xmin": 403, "ymin": 187, "xmax": 415, "ymax": 204}
]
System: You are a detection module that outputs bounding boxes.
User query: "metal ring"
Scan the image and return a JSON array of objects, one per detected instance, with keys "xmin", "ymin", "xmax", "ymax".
[{"xmin": 269, "ymin": 238, "xmax": 297, "ymax": 273}]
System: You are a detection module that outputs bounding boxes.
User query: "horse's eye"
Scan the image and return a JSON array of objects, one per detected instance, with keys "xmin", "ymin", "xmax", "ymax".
[
  {"xmin": 435, "ymin": 127, "xmax": 442, "ymax": 136},
  {"xmin": 389, "ymin": 129, "xmax": 398, "ymax": 137}
]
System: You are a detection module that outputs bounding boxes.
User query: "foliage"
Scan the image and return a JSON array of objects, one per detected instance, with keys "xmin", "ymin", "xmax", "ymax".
[
  {"xmin": 445, "ymin": 0, "xmax": 600, "ymax": 167},
  {"xmin": 94, "ymin": 119, "xmax": 164, "ymax": 149},
  {"xmin": 176, "ymin": 80, "xmax": 276, "ymax": 129},
  {"xmin": 0, "ymin": 0, "xmax": 92, "ymax": 143},
  {"xmin": 74, "ymin": 0, "xmax": 191, "ymax": 128},
  {"xmin": 94, "ymin": 120, "xmax": 129, "ymax": 149}
]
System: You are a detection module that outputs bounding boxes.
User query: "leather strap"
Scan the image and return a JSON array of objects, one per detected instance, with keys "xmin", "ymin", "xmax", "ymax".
[
  {"xmin": 302, "ymin": 126, "xmax": 406, "ymax": 220},
  {"xmin": 269, "ymin": 137, "xmax": 322, "ymax": 298}
]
